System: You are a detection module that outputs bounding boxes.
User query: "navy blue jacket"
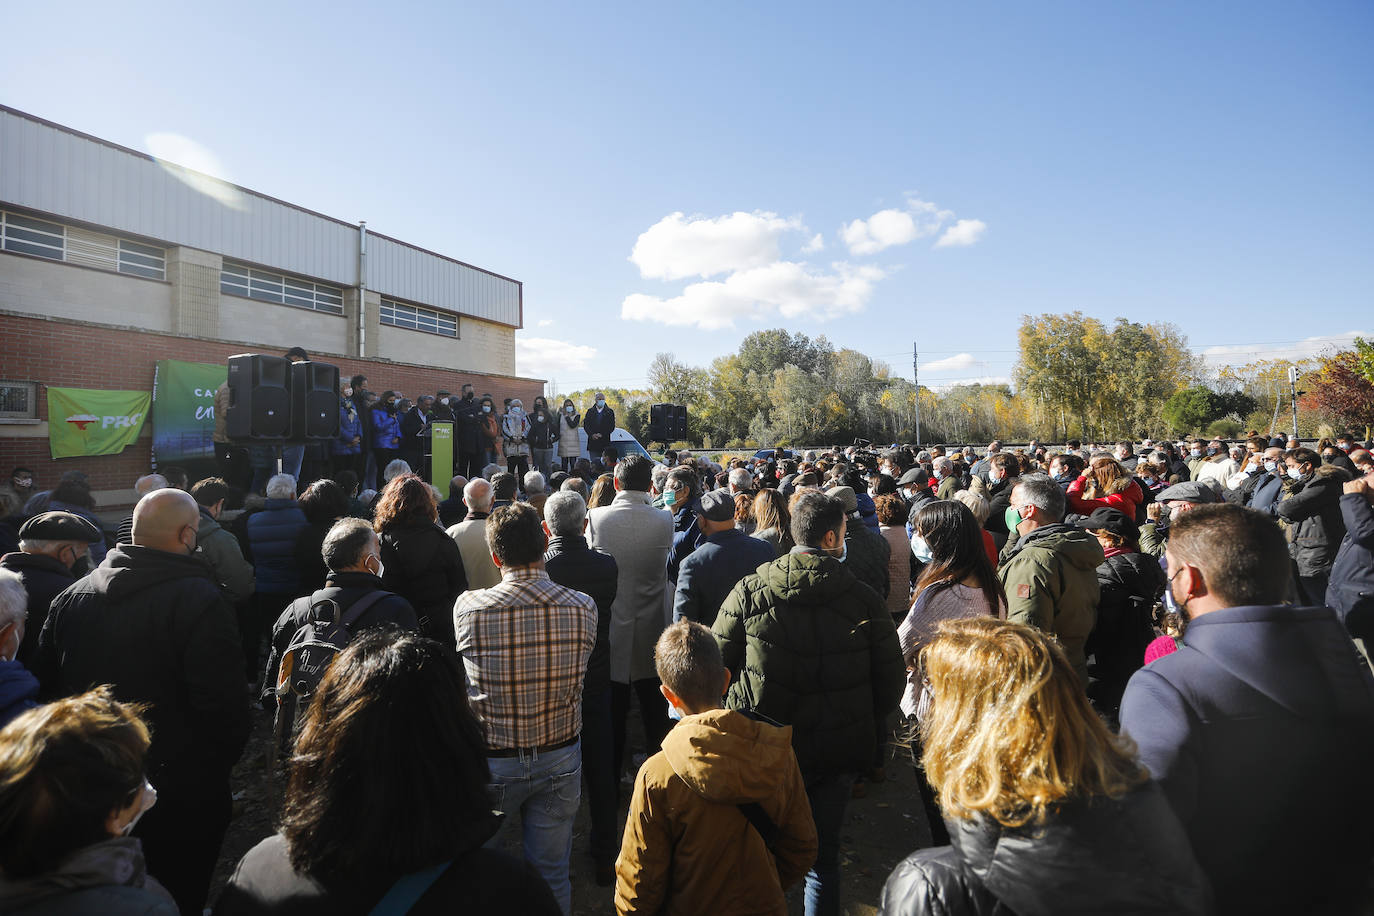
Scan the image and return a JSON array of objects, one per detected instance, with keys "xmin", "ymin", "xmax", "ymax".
[
  {"xmin": 544, "ymin": 535, "xmax": 618, "ymax": 692},
  {"xmin": 246, "ymin": 499, "xmax": 309, "ymax": 595},
  {"xmin": 0, "ymin": 659, "xmax": 38, "ymax": 728},
  {"xmin": 667, "ymin": 504, "xmax": 705, "ymax": 583},
  {"xmin": 1120, "ymin": 604, "xmax": 1374, "ymax": 916},
  {"xmin": 0, "ymin": 551, "xmax": 76, "ymax": 667},
  {"xmin": 1327, "ymin": 493, "xmax": 1374, "ymax": 642},
  {"xmin": 333, "ymin": 397, "xmax": 362, "ymax": 455},
  {"xmin": 673, "ymin": 528, "xmax": 776, "ymax": 628}
]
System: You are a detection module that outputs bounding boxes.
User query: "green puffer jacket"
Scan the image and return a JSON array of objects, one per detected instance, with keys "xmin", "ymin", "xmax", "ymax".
[
  {"xmin": 712, "ymin": 549, "xmax": 905, "ymax": 780},
  {"xmin": 998, "ymin": 524, "xmax": 1104, "ymax": 683}
]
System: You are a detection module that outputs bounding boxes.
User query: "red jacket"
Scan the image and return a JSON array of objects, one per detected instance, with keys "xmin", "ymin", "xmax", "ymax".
[{"xmin": 1067, "ymin": 476, "xmax": 1143, "ymax": 519}]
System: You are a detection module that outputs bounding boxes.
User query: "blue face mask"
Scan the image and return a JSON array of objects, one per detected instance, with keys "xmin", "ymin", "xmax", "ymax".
[
  {"xmin": 832, "ymin": 541, "xmax": 848, "ymax": 563},
  {"xmin": 1163, "ymin": 571, "xmax": 1185, "ymax": 618},
  {"xmin": 482, "ymin": 405, "xmax": 491, "ymax": 413},
  {"xmin": 663, "ymin": 488, "xmax": 677, "ymax": 507},
  {"xmin": 911, "ymin": 535, "xmax": 934, "ymax": 563},
  {"xmin": 666, "ymin": 699, "xmax": 683, "ymax": 721}
]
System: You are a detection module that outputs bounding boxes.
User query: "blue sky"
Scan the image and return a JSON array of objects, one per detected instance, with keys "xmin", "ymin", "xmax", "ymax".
[{"xmin": 4, "ymin": 1, "xmax": 1371, "ymax": 391}]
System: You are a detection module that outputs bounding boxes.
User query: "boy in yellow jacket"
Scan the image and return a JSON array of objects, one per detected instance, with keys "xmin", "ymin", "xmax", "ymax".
[{"xmin": 614, "ymin": 621, "xmax": 817, "ymax": 915}]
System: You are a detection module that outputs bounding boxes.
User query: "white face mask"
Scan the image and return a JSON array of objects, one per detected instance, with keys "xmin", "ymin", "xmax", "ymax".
[
  {"xmin": 911, "ymin": 534, "xmax": 934, "ymax": 563},
  {"xmin": 121, "ymin": 779, "xmax": 157, "ymax": 836},
  {"xmin": 1287, "ymin": 466, "xmax": 1304, "ymax": 480},
  {"xmin": 367, "ymin": 554, "xmax": 385, "ymax": 579}
]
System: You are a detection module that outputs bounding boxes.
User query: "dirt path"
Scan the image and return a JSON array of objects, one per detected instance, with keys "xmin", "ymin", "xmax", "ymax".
[{"xmin": 212, "ymin": 707, "xmax": 933, "ymax": 916}]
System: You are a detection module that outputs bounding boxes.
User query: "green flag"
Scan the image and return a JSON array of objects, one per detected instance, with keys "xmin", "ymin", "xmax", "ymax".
[
  {"xmin": 152, "ymin": 359, "xmax": 227, "ymax": 465},
  {"xmin": 48, "ymin": 387, "xmax": 151, "ymax": 458}
]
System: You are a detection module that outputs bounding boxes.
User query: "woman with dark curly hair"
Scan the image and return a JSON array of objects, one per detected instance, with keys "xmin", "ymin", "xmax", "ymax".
[
  {"xmin": 372, "ymin": 474, "xmax": 466, "ymax": 646},
  {"xmin": 215, "ymin": 630, "xmax": 559, "ymax": 915}
]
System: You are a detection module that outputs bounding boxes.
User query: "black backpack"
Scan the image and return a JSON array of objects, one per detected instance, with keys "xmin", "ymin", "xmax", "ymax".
[{"xmin": 271, "ymin": 588, "xmax": 389, "ymax": 755}]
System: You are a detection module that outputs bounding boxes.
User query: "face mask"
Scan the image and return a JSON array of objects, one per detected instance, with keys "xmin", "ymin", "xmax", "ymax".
[
  {"xmin": 1004, "ymin": 505, "xmax": 1023, "ymax": 533},
  {"xmin": 1264, "ymin": 460, "xmax": 1278, "ymax": 474},
  {"xmin": 1287, "ymin": 467, "xmax": 1304, "ymax": 480},
  {"xmin": 1163, "ymin": 571, "xmax": 1185, "ymax": 619},
  {"xmin": 666, "ymin": 698, "xmax": 683, "ymax": 721},
  {"xmin": 595, "ymin": 399, "xmax": 606, "ymax": 408},
  {"xmin": 482, "ymin": 405, "xmax": 491, "ymax": 413},
  {"xmin": 1190, "ymin": 449, "xmax": 1202, "ymax": 458},
  {"xmin": 911, "ymin": 535, "xmax": 934, "ymax": 563},
  {"xmin": 901, "ymin": 487, "xmax": 916, "ymax": 501},
  {"xmin": 368, "ymin": 554, "xmax": 385, "ymax": 579},
  {"xmin": 1205, "ymin": 446, "xmax": 1219, "ymax": 457},
  {"xmin": 831, "ymin": 541, "xmax": 848, "ymax": 563},
  {"xmin": 1142, "ymin": 475, "xmax": 1156, "ymax": 485},
  {"xmin": 663, "ymin": 488, "xmax": 677, "ymax": 507},
  {"xmin": 342, "ymin": 388, "xmax": 353, "ymax": 398},
  {"xmin": 121, "ymin": 779, "xmax": 157, "ymax": 836},
  {"xmin": 565, "ymin": 405, "xmax": 574, "ymax": 413}
]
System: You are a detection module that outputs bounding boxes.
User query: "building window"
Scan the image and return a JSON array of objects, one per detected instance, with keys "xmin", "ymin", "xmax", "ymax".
[
  {"xmin": 221, "ymin": 261, "xmax": 343, "ymax": 315},
  {"xmin": 380, "ymin": 298, "xmax": 458, "ymax": 338},
  {"xmin": 0, "ymin": 210, "xmax": 165, "ymax": 280},
  {"xmin": 0, "ymin": 380, "xmax": 38, "ymax": 420},
  {"xmin": 1, "ymin": 212, "xmax": 64, "ymax": 260}
]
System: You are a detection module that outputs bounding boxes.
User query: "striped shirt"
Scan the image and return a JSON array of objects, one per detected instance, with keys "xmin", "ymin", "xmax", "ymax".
[{"xmin": 454, "ymin": 565, "xmax": 597, "ymax": 752}]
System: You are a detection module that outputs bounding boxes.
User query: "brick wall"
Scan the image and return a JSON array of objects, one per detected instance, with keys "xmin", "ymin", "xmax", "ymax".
[{"xmin": 0, "ymin": 312, "xmax": 543, "ymax": 503}]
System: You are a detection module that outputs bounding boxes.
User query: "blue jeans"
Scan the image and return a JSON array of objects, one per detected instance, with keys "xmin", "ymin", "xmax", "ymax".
[
  {"xmin": 804, "ymin": 772, "xmax": 853, "ymax": 916},
  {"xmin": 281, "ymin": 444, "xmax": 305, "ymax": 481},
  {"xmin": 486, "ymin": 739, "xmax": 582, "ymax": 915}
]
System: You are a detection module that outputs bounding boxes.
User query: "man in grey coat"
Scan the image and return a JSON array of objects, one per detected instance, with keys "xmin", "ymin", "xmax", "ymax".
[{"xmin": 586, "ymin": 453, "xmax": 674, "ymax": 777}]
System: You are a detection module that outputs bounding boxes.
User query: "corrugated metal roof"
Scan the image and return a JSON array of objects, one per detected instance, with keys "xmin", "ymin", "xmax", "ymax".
[{"xmin": 0, "ymin": 106, "xmax": 522, "ymax": 327}]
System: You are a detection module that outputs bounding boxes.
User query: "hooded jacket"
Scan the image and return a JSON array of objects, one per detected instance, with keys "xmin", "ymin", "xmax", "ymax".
[
  {"xmin": 997, "ymin": 524, "xmax": 1104, "ymax": 683},
  {"xmin": 1274, "ymin": 464, "xmax": 1349, "ymax": 576},
  {"xmin": 712, "ymin": 549, "xmax": 905, "ymax": 779},
  {"xmin": 877, "ymin": 784, "xmax": 1211, "ymax": 916},
  {"xmin": 0, "ymin": 837, "xmax": 177, "ymax": 916},
  {"xmin": 614, "ymin": 708, "xmax": 818, "ymax": 916},
  {"xmin": 370, "ymin": 403, "xmax": 401, "ymax": 450},
  {"xmin": 196, "ymin": 509, "xmax": 255, "ymax": 603},
  {"xmin": 35, "ymin": 546, "xmax": 250, "ymax": 782}
]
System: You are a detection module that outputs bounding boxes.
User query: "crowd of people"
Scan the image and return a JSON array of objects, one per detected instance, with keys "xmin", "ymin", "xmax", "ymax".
[{"xmin": 0, "ymin": 424, "xmax": 1372, "ymax": 916}]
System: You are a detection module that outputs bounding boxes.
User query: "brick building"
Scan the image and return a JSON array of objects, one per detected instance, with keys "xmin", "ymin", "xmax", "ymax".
[{"xmin": 0, "ymin": 106, "xmax": 543, "ymax": 507}]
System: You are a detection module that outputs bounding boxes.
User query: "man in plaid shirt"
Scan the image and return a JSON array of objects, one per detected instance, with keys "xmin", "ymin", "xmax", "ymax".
[{"xmin": 454, "ymin": 502, "xmax": 596, "ymax": 915}]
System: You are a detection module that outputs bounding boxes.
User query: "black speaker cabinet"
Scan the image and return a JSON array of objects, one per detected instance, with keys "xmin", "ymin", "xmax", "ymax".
[
  {"xmin": 650, "ymin": 403, "xmax": 689, "ymax": 442},
  {"xmin": 291, "ymin": 361, "xmax": 340, "ymax": 440},
  {"xmin": 226, "ymin": 354, "xmax": 290, "ymax": 440}
]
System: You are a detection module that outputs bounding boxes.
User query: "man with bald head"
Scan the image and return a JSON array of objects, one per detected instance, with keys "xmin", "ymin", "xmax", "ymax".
[
  {"xmin": 36, "ymin": 487, "xmax": 249, "ymax": 916},
  {"xmin": 447, "ymin": 476, "xmax": 501, "ymax": 588}
]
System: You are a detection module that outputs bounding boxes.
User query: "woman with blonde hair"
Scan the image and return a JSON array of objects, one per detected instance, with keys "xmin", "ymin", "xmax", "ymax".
[
  {"xmin": 587, "ymin": 473, "xmax": 616, "ymax": 509},
  {"xmin": 1065, "ymin": 455, "xmax": 1144, "ymax": 522},
  {"xmin": 750, "ymin": 488, "xmax": 793, "ymax": 556},
  {"xmin": 879, "ymin": 617, "xmax": 1210, "ymax": 916}
]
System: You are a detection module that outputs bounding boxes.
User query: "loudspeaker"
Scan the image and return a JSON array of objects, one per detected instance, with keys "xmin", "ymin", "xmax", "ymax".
[
  {"xmin": 290, "ymin": 361, "xmax": 340, "ymax": 440},
  {"xmin": 650, "ymin": 403, "xmax": 689, "ymax": 442},
  {"xmin": 226, "ymin": 354, "xmax": 290, "ymax": 440}
]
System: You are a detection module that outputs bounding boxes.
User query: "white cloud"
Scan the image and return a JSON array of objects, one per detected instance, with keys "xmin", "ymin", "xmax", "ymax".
[
  {"xmin": 802, "ymin": 233, "xmax": 825, "ymax": 253},
  {"xmin": 622, "ymin": 261, "xmax": 885, "ymax": 331},
  {"xmin": 842, "ymin": 197, "xmax": 955, "ymax": 255},
  {"xmin": 629, "ymin": 211, "xmax": 804, "ymax": 281},
  {"xmin": 515, "ymin": 336, "xmax": 598, "ymax": 378},
  {"xmin": 921, "ymin": 353, "xmax": 983, "ymax": 374},
  {"xmin": 536, "ymin": 318, "xmax": 555, "ymax": 328},
  {"xmin": 1200, "ymin": 330, "xmax": 1371, "ymax": 367},
  {"xmin": 934, "ymin": 218, "xmax": 987, "ymax": 248}
]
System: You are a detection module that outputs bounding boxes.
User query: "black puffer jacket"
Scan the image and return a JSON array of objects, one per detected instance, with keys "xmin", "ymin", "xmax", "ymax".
[
  {"xmin": 1274, "ymin": 465, "xmax": 1349, "ymax": 576},
  {"xmin": 878, "ymin": 784, "xmax": 1212, "ymax": 916},
  {"xmin": 712, "ymin": 549, "xmax": 905, "ymax": 780},
  {"xmin": 544, "ymin": 535, "xmax": 618, "ymax": 692},
  {"xmin": 1087, "ymin": 549, "xmax": 1165, "ymax": 717},
  {"xmin": 378, "ymin": 522, "xmax": 467, "ymax": 646},
  {"xmin": 35, "ymin": 546, "xmax": 249, "ymax": 781},
  {"xmin": 844, "ymin": 515, "xmax": 892, "ymax": 600}
]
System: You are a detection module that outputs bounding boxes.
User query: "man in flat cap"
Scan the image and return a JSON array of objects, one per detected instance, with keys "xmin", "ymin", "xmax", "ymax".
[
  {"xmin": 0, "ymin": 510, "xmax": 103, "ymax": 668},
  {"xmin": 673, "ymin": 489, "xmax": 776, "ymax": 629},
  {"xmin": 1140, "ymin": 481, "xmax": 1221, "ymax": 559}
]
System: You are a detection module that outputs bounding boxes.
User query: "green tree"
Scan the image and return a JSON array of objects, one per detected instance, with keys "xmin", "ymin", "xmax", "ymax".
[{"xmin": 1162, "ymin": 386, "xmax": 1221, "ymax": 435}]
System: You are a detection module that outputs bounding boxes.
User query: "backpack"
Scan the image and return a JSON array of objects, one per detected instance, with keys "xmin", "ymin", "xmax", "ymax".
[{"xmin": 271, "ymin": 588, "xmax": 390, "ymax": 756}]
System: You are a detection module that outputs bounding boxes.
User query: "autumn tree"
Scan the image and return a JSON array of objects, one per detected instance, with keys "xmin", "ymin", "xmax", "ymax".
[{"xmin": 1301, "ymin": 342, "xmax": 1374, "ymax": 437}]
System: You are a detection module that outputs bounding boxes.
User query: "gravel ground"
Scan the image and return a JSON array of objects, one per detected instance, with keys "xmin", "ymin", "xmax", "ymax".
[{"xmin": 210, "ymin": 700, "xmax": 932, "ymax": 916}]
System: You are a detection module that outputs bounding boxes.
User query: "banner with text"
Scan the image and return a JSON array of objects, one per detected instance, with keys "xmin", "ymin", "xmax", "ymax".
[
  {"xmin": 47, "ymin": 387, "xmax": 151, "ymax": 459},
  {"xmin": 152, "ymin": 359, "xmax": 226, "ymax": 466}
]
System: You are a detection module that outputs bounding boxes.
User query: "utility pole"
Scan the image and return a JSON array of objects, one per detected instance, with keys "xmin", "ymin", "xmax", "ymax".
[
  {"xmin": 912, "ymin": 342, "xmax": 922, "ymax": 447},
  {"xmin": 1288, "ymin": 364, "xmax": 1300, "ymax": 440}
]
